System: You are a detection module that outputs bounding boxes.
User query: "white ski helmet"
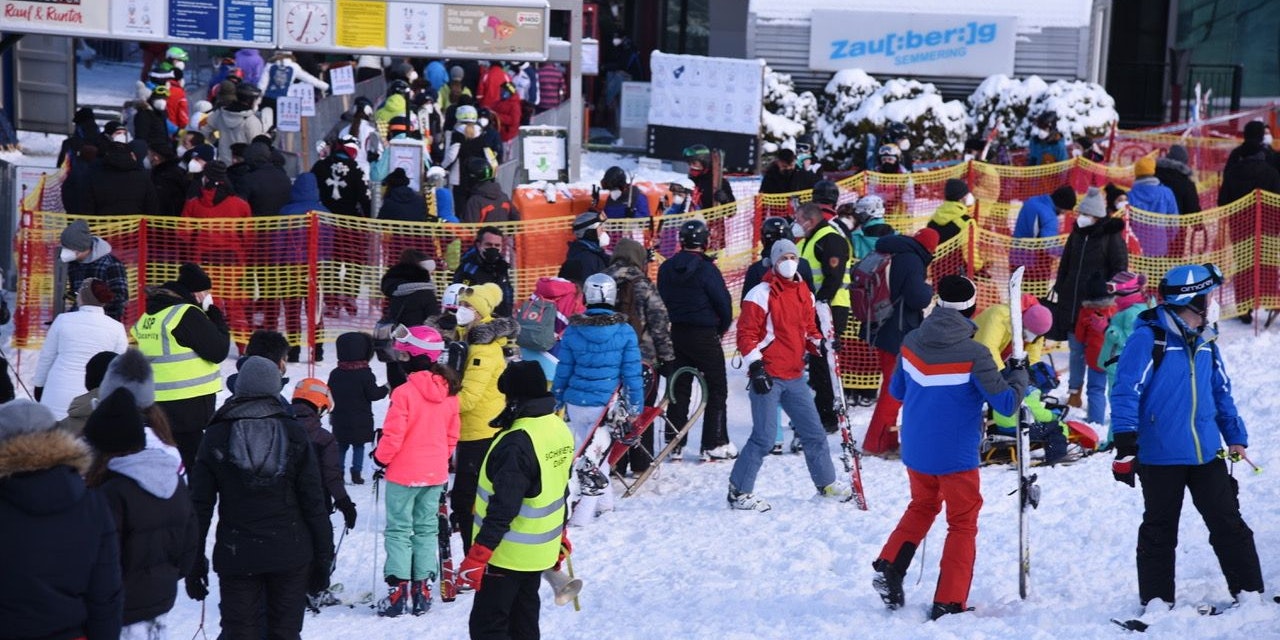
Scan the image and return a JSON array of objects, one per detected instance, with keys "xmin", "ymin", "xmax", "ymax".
[
  {"xmin": 441, "ymin": 283, "xmax": 467, "ymax": 310},
  {"xmin": 854, "ymin": 195, "xmax": 886, "ymax": 222},
  {"xmin": 583, "ymin": 273, "xmax": 618, "ymax": 306}
]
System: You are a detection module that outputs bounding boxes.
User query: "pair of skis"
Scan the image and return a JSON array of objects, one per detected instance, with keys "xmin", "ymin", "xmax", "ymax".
[{"xmin": 815, "ymin": 302, "xmax": 868, "ymax": 510}]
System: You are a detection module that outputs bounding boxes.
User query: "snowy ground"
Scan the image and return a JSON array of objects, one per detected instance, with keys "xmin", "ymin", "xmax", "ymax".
[{"xmin": 11, "ymin": 320, "xmax": 1280, "ymax": 639}]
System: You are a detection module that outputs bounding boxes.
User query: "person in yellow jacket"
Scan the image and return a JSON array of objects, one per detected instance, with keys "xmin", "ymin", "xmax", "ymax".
[
  {"xmin": 927, "ymin": 179, "xmax": 986, "ymax": 274},
  {"xmin": 458, "ymin": 361, "xmax": 573, "ymax": 638},
  {"xmin": 131, "ymin": 263, "xmax": 230, "ymax": 473},
  {"xmin": 450, "ymin": 282, "xmax": 520, "ymax": 555},
  {"xmin": 793, "ymin": 202, "xmax": 851, "ymax": 432}
]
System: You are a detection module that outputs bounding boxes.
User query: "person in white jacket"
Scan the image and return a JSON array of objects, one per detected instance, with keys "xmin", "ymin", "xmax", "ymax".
[
  {"xmin": 33, "ymin": 279, "xmax": 129, "ymax": 420},
  {"xmin": 258, "ymin": 51, "xmax": 330, "ymax": 97}
]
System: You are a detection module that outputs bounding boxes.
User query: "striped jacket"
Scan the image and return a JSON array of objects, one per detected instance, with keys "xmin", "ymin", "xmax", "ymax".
[
  {"xmin": 738, "ymin": 270, "xmax": 821, "ymax": 380},
  {"xmin": 890, "ymin": 307, "xmax": 1021, "ymax": 475}
]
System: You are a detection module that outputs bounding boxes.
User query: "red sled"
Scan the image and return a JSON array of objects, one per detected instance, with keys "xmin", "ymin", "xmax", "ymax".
[
  {"xmin": 604, "ymin": 405, "xmax": 664, "ymax": 467},
  {"xmin": 1065, "ymin": 420, "xmax": 1099, "ymax": 451}
]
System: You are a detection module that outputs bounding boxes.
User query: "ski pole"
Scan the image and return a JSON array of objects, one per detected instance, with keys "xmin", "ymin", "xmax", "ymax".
[
  {"xmin": 371, "ymin": 476, "xmax": 381, "ymax": 600},
  {"xmin": 566, "ymin": 555, "xmax": 581, "ymax": 612},
  {"xmin": 1218, "ymin": 449, "xmax": 1263, "ymax": 475},
  {"xmin": 190, "ymin": 601, "xmax": 208, "ymax": 640}
]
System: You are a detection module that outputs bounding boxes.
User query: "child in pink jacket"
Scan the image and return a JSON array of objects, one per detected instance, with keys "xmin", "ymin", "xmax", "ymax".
[{"xmin": 372, "ymin": 325, "xmax": 461, "ymax": 618}]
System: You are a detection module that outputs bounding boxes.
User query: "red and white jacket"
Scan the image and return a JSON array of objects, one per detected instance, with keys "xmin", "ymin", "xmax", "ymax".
[{"xmin": 737, "ymin": 270, "xmax": 821, "ymax": 380}]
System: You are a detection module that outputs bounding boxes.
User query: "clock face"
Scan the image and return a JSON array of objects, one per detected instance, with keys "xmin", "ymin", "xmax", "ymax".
[{"xmin": 285, "ymin": 2, "xmax": 329, "ymax": 46}]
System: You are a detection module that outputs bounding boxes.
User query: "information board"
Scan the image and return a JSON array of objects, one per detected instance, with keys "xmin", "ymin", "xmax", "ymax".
[{"xmin": 648, "ymin": 52, "xmax": 763, "ymax": 137}]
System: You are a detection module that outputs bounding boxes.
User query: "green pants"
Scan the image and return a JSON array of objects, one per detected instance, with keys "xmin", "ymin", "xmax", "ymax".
[{"xmin": 383, "ymin": 482, "xmax": 445, "ymax": 582}]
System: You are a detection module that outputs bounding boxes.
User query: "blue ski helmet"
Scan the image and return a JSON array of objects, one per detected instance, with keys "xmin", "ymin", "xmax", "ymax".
[{"xmin": 1159, "ymin": 264, "xmax": 1222, "ymax": 306}]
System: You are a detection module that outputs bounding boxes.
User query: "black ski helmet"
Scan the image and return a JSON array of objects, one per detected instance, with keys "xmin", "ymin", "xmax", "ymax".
[
  {"xmin": 601, "ymin": 166, "xmax": 628, "ymax": 190},
  {"xmin": 387, "ymin": 79, "xmax": 411, "ymax": 98},
  {"xmin": 812, "ymin": 180, "xmax": 840, "ymax": 206},
  {"xmin": 465, "ymin": 156, "xmax": 494, "ymax": 183},
  {"xmin": 235, "ymin": 83, "xmax": 262, "ymax": 103},
  {"xmin": 885, "ymin": 122, "xmax": 909, "ymax": 143},
  {"xmin": 678, "ymin": 219, "xmax": 710, "ymax": 249},
  {"xmin": 761, "ymin": 217, "xmax": 793, "ymax": 244}
]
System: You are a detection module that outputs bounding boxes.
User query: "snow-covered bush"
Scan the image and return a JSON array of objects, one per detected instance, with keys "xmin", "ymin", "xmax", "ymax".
[
  {"xmin": 815, "ymin": 69, "xmax": 881, "ymax": 167},
  {"xmin": 966, "ymin": 74, "xmax": 1049, "ymax": 148},
  {"xmin": 1029, "ymin": 80, "xmax": 1118, "ymax": 145},
  {"xmin": 819, "ymin": 77, "xmax": 966, "ymax": 169},
  {"xmin": 761, "ymin": 65, "xmax": 818, "ymax": 155}
]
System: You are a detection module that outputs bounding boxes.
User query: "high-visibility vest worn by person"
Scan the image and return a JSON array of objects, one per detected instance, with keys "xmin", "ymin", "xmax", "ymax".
[
  {"xmin": 473, "ymin": 413, "xmax": 574, "ymax": 571},
  {"xmin": 131, "ymin": 304, "xmax": 222, "ymax": 402},
  {"xmin": 801, "ymin": 222, "xmax": 852, "ymax": 308}
]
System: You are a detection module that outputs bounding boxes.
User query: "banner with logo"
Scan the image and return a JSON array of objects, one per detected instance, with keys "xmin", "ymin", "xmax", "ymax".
[
  {"xmin": 1, "ymin": 0, "xmax": 110, "ymax": 35},
  {"xmin": 647, "ymin": 52, "xmax": 763, "ymax": 137},
  {"xmin": 808, "ymin": 10, "xmax": 1016, "ymax": 77}
]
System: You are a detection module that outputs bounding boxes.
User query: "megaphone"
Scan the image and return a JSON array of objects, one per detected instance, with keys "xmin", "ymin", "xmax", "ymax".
[{"xmin": 542, "ymin": 568, "xmax": 583, "ymax": 606}]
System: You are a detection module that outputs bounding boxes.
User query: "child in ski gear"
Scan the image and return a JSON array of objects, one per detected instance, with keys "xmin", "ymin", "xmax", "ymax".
[
  {"xmin": 291, "ymin": 378, "xmax": 357, "ymax": 531},
  {"xmin": 56, "ymin": 350, "xmax": 119, "ymax": 435},
  {"xmin": 373, "ymin": 326, "xmax": 461, "ymax": 617},
  {"xmin": 848, "ymin": 195, "xmax": 896, "ymax": 260},
  {"xmin": 1099, "ymin": 271, "xmax": 1149, "ymax": 388},
  {"xmin": 1110, "ymin": 264, "xmax": 1264, "ymax": 607},
  {"xmin": 459, "ymin": 361, "xmax": 574, "ymax": 639},
  {"xmin": 454, "ymin": 283, "xmax": 520, "ymax": 552},
  {"xmin": 1027, "ymin": 111, "xmax": 1067, "ymax": 166},
  {"xmin": 928, "ymin": 179, "xmax": 984, "ymax": 273},
  {"xmin": 188, "ymin": 356, "xmax": 334, "ymax": 640},
  {"xmin": 730, "ymin": 240, "xmax": 844, "ymax": 512},
  {"xmin": 328, "ymin": 332, "xmax": 389, "ymax": 485},
  {"xmin": 0, "ymin": 400, "xmax": 124, "ymax": 640},
  {"xmin": 1075, "ymin": 283, "xmax": 1118, "ymax": 425},
  {"xmin": 873, "ymin": 276, "xmax": 1026, "ymax": 620},
  {"xmin": 84, "ymin": 385, "xmax": 198, "ymax": 639},
  {"xmin": 517, "ymin": 276, "xmax": 584, "ymax": 381},
  {"xmin": 552, "ymin": 273, "xmax": 645, "ymax": 525}
]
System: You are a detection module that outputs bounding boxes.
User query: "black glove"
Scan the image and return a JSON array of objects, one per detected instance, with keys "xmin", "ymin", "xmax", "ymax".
[
  {"xmin": 714, "ymin": 189, "xmax": 733, "ymax": 205},
  {"xmin": 308, "ymin": 560, "xmax": 331, "ymax": 594},
  {"xmin": 33, "ymin": 386, "xmax": 42, "ymax": 402},
  {"xmin": 204, "ymin": 305, "xmax": 228, "ymax": 330},
  {"xmin": 335, "ymin": 496, "xmax": 357, "ymax": 530},
  {"xmin": 185, "ymin": 556, "xmax": 209, "ymax": 601},
  {"xmin": 747, "ymin": 360, "xmax": 772, "ymax": 395},
  {"xmin": 367, "ymin": 150, "xmax": 380, "ymax": 163},
  {"xmin": 437, "ymin": 313, "xmax": 457, "ymax": 331},
  {"xmin": 372, "ymin": 461, "xmax": 386, "ymax": 482},
  {"xmin": 1003, "ymin": 357, "xmax": 1029, "ymax": 400},
  {"xmin": 1112, "ymin": 431, "xmax": 1138, "ymax": 487},
  {"xmin": 656, "ymin": 359, "xmax": 677, "ymax": 380}
]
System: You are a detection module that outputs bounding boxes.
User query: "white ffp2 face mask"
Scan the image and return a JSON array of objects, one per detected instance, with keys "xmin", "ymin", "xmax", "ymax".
[
  {"xmin": 456, "ymin": 306, "xmax": 477, "ymax": 326},
  {"xmin": 418, "ymin": 259, "xmax": 436, "ymax": 272},
  {"xmin": 790, "ymin": 222, "xmax": 806, "ymax": 239},
  {"xmin": 776, "ymin": 258, "xmax": 799, "ymax": 279},
  {"xmin": 597, "ymin": 230, "xmax": 611, "ymax": 248},
  {"xmin": 897, "ymin": 139, "xmax": 910, "ymax": 151},
  {"xmin": 1077, "ymin": 215, "xmax": 1096, "ymax": 228},
  {"xmin": 608, "ymin": 189, "xmax": 622, "ymax": 200},
  {"xmin": 60, "ymin": 247, "xmax": 79, "ymax": 263},
  {"xmin": 1206, "ymin": 299, "xmax": 1221, "ymax": 326},
  {"xmin": 962, "ymin": 193, "xmax": 975, "ymax": 207}
]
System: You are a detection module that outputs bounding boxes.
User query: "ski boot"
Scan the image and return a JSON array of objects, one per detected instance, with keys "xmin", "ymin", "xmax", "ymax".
[
  {"xmin": 872, "ymin": 559, "xmax": 904, "ymax": 610},
  {"xmin": 701, "ymin": 442, "xmax": 739, "ymax": 462},
  {"xmin": 376, "ymin": 580, "xmax": 412, "ymax": 618},
  {"xmin": 727, "ymin": 484, "xmax": 770, "ymax": 512},
  {"xmin": 929, "ymin": 602, "xmax": 974, "ymax": 621},
  {"xmin": 410, "ymin": 579, "xmax": 433, "ymax": 616}
]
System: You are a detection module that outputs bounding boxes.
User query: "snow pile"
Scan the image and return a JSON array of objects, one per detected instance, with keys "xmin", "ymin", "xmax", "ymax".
[
  {"xmin": 966, "ymin": 75, "xmax": 1118, "ymax": 150},
  {"xmin": 819, "ymin": 77, "xmax": 966, "ymax": 169},
  {"xmin": 761, "ymin": 65, "xmax": 819, "ymax": 156},
  {"xmin": 815, "ymin": 69, "xmax": 881, "ymax": 168}
]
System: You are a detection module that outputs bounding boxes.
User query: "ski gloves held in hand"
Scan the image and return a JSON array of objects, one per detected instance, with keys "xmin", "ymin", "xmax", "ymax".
[
  {"xmin": 458, "ymin": 544, "xmax": 494, "ymax": 591},
  {"xmin": 335, "ymin": 496, "xmax": 357, "ymax": 530},
  {"xmin": 1112, "ymin": 431, "xmax": 1139, "ymax": 487},
  {"xmin": 747, "ymin": 360, "xmax": 772, "ymax": 395},
  {"xmin": 555, "ymin": 531, "xmax": 572, "ymax": 572},
  {"xmin": 185, "ymin": 557, "xmax": 209, "ymax": 601},
  {"xmin": 1002, "ymin": 357, "xmax": 1030, "ymax": 400}
]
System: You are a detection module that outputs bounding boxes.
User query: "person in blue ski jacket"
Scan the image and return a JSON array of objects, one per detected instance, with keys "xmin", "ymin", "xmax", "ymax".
[
  {"xmin": 1110, "ymin": 263, "xmax": 1263, "ymax": 608},
  {"xmin": 1126, "ymin": 155, "xmax": 1180, "ymax": 257},
  {"xmin": 1010, "ymin": 185, "xmax": 1075, "ymax": 275}
]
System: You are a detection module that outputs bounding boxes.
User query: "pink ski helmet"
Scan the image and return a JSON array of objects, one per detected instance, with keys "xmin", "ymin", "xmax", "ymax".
[{"xmin": 392, "ymin": 325, "xmax": 445, "ymax": 361}]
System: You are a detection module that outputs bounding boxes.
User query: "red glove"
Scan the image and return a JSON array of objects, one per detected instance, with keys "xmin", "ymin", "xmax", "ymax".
[
  {"xmin": 1112, "ymin": 456, "xmax": 1136, "ymax": 487},
  {"xmin": 458, "ymin": 544, "xmax": 493, "ymax": 591},
  {"xmin": 806, "ymin": 338, "xmax": 822, "ymax": 357},
  {"xmin": 555, "ymin": 531, "xmax": 572, "ymax": 571}
]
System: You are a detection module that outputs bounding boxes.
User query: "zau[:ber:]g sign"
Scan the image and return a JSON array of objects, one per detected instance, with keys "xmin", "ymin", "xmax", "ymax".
[{"xmin": 808, "ymin": 10, "xmax": 1016, "ymax": 78}]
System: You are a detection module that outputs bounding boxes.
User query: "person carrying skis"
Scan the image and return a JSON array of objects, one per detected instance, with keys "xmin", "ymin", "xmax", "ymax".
[
  {"xmin": 1110, "ymin": 264, "xmax": 1265, "ymax": 610},
  {"xmin": 729, "ymin": 240, "xmax": 848, "ymax": 512},
  {"xmin": 872, "ymin": 275, "xmax": 1026, "ymax": 621},
  {"xmin": 551, "ymin": 273, "xmax": 645, "ymax": 526},
  {"xmin": 458, "ymin": 361, "xmax": 574, "ymax": 639},
  {"xmin": 372, "ymin": 326, "xmax": 461, "ymax": 617}
]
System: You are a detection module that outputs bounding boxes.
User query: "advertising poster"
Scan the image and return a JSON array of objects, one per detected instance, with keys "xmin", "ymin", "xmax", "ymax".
[
  {"xmin": 112, "ymin": 0, "xmax": 167, "ymax": 38},
  {"xmin": 287, "ymin": 81, "xmax": 316, "ymax": 116},
  {"xmin": 0, "ymin": 0, "xmax": 110, "ymax": 35},
  {"xmin": 276, "ymin": 96, "xmax": 302, "ymax": 132},
  {"xmin": 648, "ymin": 52, "xmax": 762, "ymax": 137},
  {"xmin": 223, "ymin": 0, "xmax": 274, "ymax": 44},
  {"xmin": 441, "ymin": 4, "xmax": 544, "ymax": 58},
  {"xmin": 387, "ymin": 2, "xmax": 441, "ymax": 52},
  {"xmin": 808, "ymin": 10, "xmax": 1016, "ymax": 77},
  {"xmin": 335, "ymin": 0, "xmax": 386, "ymax": 48},
  {"xmin": 168, "ymin": 0, "xmax": 219, "ymax": 40},
  {"xmin": 329, "ymin": 64, "xmax": 355, "ymax": 95}
]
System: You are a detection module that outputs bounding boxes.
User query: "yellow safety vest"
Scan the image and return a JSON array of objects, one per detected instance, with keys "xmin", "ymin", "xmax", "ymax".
[
  {"xmin": 131, "ymin": 304, "xmax": 223, "ymax": 402},
  {"xmin": 801, "ymin": 222, "xmax": 852, "ymax": 308},
  {"xmin": 474, "ymin": 413, "xmax": 574, "ymax": 571}
]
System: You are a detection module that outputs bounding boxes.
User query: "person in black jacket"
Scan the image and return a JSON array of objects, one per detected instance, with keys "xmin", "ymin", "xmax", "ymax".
[
  {"xmin": 61, "ymin": 142, "xmax": 100, "ymax": 215},
  {"xmin": 310, "ymin": 138, "xmax": 371, "ymax": 217},
  {"xmin": 453, "ymin": 226, "xmax": 515, "ymax": 317},
  {"xmin": 237, "ymin": 140, "xmax": 293, "ymax": 216},
  {"xmin": 328, "ymin": 332, "xmax": 390, "ymax": 484},
  {"xmin": 1219, "ymin": 138, "xmax": 1280, "ymax": 207},
  {"xmin": 759, "ymin": 148, "xmax": 820, "ymax": 195},
  {"xmin": 862, "ymin": 228, "xmax": 938, "ymax": 456},
  {"xmin": 1155, "ymin": 145, "xmax": 1201, "ymax": 215},
  {"xmin": 463, "ymin": 157, "xmax": 516, "ymax": 223},
  {"xmin": 1224, "ymin": 120, "xmax": 1280, "ymax": 175},
  {"xmin": 656, "ymin": 219, "xmax": 735, "ymax": 460},
  {"xmin": 149, "ymin": 143, "xmax": 189, "ymax": 216},
  {"xmin": 291, "ymin": 378, "xmax": 357, "ymax": 533},
  {"xmin": 131, "ymin": 86, "xmax": 173, "ymax": 152},
  {"xmin": 559, "ymin": 211, "xmax": 610, "ymax": 286},
  {"xmin": 683, "ymin": 144, "xmax": 735, "ymax": 211},
  {"xmin": 187, "ymin": 356, "xmax": 334, "ymax": 640},
  {"xmin": 90, "ymin": 141, "xmax": 160, "ymax": 215},
  {"xmin": 380, "ymin": 249, "xmax": 441, "ymax": 387},
  {"xmin": 84, "ymin": 385, "xmax": 198, "ymax": 638},
  {"xmin": 0, "ymin": 400, "xmax": 123, "ymax": 640},
  {"xmin": 377, "ymin": 168, "xmax": 428, "ymax": 222}
]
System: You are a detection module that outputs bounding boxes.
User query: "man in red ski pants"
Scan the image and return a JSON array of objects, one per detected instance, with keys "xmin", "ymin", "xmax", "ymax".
[{"xmin": 871, "ymin": 276, "xmax": 1027, "ymax": 620}]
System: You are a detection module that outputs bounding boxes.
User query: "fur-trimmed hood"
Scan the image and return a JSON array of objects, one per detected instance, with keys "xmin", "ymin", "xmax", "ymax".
[
  {"xmin": 0, "ymin": 430, "xmax": 93, "ymax": 514},
  {"xmin": 1156, "ymin": 156, "xmax": 1193, "ymax": 177},
  {"xmin": 464, "ymin": 315, "xmax": 519, "ymax": 345},
  {"xmin": 568, "ymin": 309, "xmax": 628, "ymax": 326}
]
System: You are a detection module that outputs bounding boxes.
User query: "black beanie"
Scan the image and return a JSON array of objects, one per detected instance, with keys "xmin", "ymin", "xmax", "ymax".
[
  {"xmin": 936, "ymin": 275, "xmax": 977, "ymax": 315},
  {"xmin": 83, "ymin": 388, "xmax": 146, "ymax": 455},
  {"xmin": 944, "ymin": 178, "xmax": 970, "ymax": 202},
  {"xmin": 498, "ymin": 361, "xmax": 550, "ymax": 401},
  {"xmin": 178, "ymin": 262, "xmax": 212, "ymax": 292},
  {"xmin": 1243, "ymin": 120, "xmax": 1266, "ymax": 142},
  {"xmin": 84, "ymin": 351, "xmax": 118, "ymax": 391},
  {"xmin": 385, "ymin": 167, "xmax": 411, "ymax": 189},
  {"xmin": 1051, "ymin": 186, "xmax": 1077, "ymax": 211}
]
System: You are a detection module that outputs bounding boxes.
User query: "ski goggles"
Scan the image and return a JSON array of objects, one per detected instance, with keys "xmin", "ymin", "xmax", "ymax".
[{"xmin": 391, "ymin": 324, "xmax": 445, "ymax": 353}]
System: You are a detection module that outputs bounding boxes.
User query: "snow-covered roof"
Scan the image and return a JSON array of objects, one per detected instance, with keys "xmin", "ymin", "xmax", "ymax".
[{"xmin": 749, "ymin": 0, "xmax": 1093, "ymax": 30}]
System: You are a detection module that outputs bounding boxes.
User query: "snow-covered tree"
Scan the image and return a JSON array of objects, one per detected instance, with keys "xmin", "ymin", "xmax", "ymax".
[
  {"xmin": 1028, "ymin": 80, "xmax": 1119, "ymax": 146},
  {"xmin": 820, "ymin": 77, "xmax": 966, "ymax": 169},
  {"xmin": 814, "ymin": 69, "xmax": 881, "ymax": 168},
  {"xmin": 760, "ymin": 65, "xmax": 818, "ymax": 156},
  {"xmin": 966, "ymin": 74, "xmax": 1050, "ymax": 148}
]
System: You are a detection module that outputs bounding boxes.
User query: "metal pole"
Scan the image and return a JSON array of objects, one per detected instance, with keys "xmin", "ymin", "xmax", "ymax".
[{"xmin": 567, "ymin": 0, "xmax": 584, "ymax": 182}]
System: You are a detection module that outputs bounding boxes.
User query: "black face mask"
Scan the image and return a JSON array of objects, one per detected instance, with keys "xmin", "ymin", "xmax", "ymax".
[{"xmin": 481, "ymin": 247, "xmax": 501, "ymax": 263}]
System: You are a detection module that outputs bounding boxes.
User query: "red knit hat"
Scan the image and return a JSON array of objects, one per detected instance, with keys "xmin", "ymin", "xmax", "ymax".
[
  {"xmin": 913, "ymin": 227, "xmax": 940, "ymax": 255},
  {"xmin": 78, "ymin": 278, "xmax": 114, "ymax": 306}
]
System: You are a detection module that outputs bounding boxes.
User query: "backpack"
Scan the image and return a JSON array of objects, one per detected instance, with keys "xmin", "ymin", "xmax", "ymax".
[
  {"xmin": 850, "ymin": 251, "xmax": 895, "ymax": 332},
  {"xmin": 515, "ymin": 296, "xmax": 558, "ymax": 352}
]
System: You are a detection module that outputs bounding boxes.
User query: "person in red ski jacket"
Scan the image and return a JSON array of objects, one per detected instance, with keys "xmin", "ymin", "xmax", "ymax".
[
  {"xmin": 180, "ymin": 161, "xmax": 251, "ymax": 260},
  {"xmin": 727, "ymin": 239, "xmax": 846, "ymax": 512}
]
